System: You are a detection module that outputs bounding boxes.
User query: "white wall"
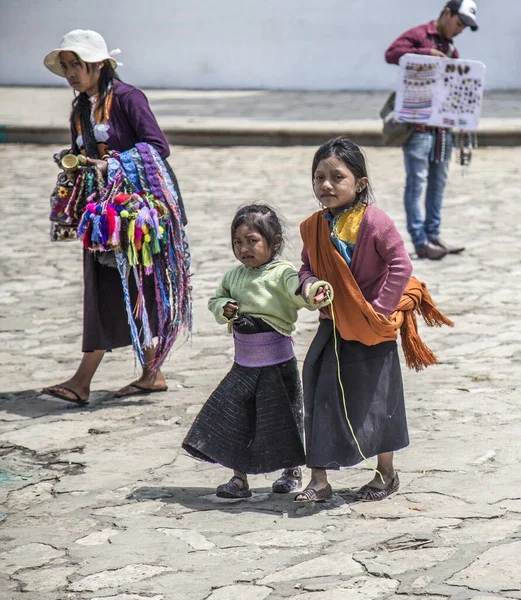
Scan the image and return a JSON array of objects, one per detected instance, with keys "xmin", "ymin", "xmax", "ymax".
[{"xmin": 0, "ymin": 0, "xmax": 519, "ymax": 90}]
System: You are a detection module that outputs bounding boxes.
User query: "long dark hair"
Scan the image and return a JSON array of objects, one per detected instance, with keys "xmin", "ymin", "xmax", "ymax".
[
  {"xmin": 312, "ymin": 136, "xmax": 374, "ymax": 206},
  {"xmin": 231, "ymin": 205, "xmax": 285, "ymax": 258},
  {"xmin": 70, "ymin": 56, "xmax": 120, "ymax": 158}
]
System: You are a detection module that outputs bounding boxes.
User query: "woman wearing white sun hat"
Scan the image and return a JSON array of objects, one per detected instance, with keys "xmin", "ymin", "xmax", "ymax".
[{"xmin": 42, "ymin": 30, "xmax": 191, "ymax": 405}]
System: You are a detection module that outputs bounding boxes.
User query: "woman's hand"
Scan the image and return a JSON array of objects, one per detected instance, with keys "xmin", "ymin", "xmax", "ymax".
[
  {"xmin": 429, "ymin": 49, "xmax": 446, "ymax": 58},
  {"xmin": 313, "ymin": 284, "xmax": 331, "ymax": 304},
  {"xmin": 86, "ymin": 157, "xmax": 108, "ymax": 176},
  {"xmin": 223, "ymin": 301, "xmax": 239, "ymax": 319}
]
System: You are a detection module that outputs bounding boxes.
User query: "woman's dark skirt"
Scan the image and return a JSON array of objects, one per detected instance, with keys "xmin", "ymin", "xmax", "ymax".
[
  {"xmin": 182, "ymin": 357, "xmax": 306, "ymax": 474},
  {"xmin": 82, "ymin": 251, "xmax": 158, "ymax": 352},
  {"xmin": 303, "ymin": 319, "xmax": 409, "ymax": 469}
]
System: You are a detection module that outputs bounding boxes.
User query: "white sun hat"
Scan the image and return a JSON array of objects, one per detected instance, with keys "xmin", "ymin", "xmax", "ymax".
[{"xmin": 44, "ymin": 29, "xmax": 122, "ymax": 77}]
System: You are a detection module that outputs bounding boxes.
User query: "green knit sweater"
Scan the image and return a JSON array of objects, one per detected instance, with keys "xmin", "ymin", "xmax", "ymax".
[{"xmin": 208, "ymin": 260, "xmax": 332, "ymax": 336}]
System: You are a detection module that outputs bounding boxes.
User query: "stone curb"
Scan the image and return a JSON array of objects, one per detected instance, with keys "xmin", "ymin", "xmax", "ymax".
[{"xmin": 2, "ymin": 119, "xmax": 521, "ymax": 147}]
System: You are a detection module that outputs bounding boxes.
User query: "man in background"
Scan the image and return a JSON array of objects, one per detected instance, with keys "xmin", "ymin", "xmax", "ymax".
[{"xmin": 385, "ymin": 0, "xmax": 479, "ymax": 260}]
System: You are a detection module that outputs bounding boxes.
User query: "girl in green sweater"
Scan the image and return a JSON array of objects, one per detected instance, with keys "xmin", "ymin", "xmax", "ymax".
[{"xmin": 183, "ymin": 205, "xmax": 332, "ymax": 499}]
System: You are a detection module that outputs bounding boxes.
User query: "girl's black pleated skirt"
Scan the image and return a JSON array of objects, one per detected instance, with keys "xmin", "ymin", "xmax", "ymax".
[
  {"xmin": 182, "ymin": 356, "xmax": 305, "ymax": 474},
  {"xmin": 303, "ymin": 319, "xmax": 409, "ymax": 469}
]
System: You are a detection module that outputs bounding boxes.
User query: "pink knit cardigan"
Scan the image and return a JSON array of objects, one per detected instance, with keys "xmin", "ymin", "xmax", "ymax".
[{"xmin": 299, "ymin": 205, "xmax": 413, "ymax": 317}]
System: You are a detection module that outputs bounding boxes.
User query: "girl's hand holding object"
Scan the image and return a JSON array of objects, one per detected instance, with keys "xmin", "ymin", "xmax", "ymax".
[
  {"xmin": 223, "ymin": 301, "xmax": 239, "ymax": 319},
  {"xmin": 313, "ymin": 285, "xmax": 330, "ymax": 304}
]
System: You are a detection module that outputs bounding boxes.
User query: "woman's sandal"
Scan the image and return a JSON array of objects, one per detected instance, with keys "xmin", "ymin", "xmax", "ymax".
[
  {"xmin": 293, "ymin": 483, "xmax": 333, "ymax": 503},
  {"xmin": 355, "ymin": 472, "xmax": 400, "ymax": 502},
  {"xmin": 272, "ymin": 468, "xmax": 302, "ymax": 494},
  {"xmin": 41, "ymin": 385, "xmax": 89, "ymax": 406},
  {"xmin": 216, "ymin": 476, "xmax": 252, "ymax": 499},
  {"xmin": 114, "ymin": 382, "xmax": 168, "ymax": 398}
]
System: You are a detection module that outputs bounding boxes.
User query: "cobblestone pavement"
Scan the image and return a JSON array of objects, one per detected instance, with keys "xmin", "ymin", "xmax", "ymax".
[{"xmin": 1, "ymin": 144, "xmax": 520, "ymax": 600}]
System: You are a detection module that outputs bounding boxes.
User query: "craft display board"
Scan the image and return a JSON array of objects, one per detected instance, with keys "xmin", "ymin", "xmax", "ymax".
[{"xmin": 395, "ymin": 53, "xmax": 486, "ymax": 131}]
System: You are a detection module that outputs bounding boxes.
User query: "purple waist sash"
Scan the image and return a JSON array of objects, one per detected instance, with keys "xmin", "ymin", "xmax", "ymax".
[{"xmin": 233, "ymin": 330, "xmax": 295, "ymax": 367}]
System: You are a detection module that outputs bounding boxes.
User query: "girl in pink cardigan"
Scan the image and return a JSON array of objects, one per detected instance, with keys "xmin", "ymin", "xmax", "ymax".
[{"xmin": 295, "ymin": 137, "xmax": 413, "ymax": 503}]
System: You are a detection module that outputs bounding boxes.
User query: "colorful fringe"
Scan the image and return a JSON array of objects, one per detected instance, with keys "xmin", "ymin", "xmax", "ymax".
[{"xmin": 77, "ymin": 144, "xmax": 192, "ymax": 369}]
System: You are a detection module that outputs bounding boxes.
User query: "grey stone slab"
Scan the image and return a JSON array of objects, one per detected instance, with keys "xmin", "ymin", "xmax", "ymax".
[
  {"xmin": 290, "ymin": 575, "xmax": 399, "ymax": 599},
  {"xmin": 234, "ymin": 529, "xmax": 326, "ymax": 548},
  {"xmin": 446, "ymin": 541, "xmax": 521, "ymax": 592},
  {"xmin": 0, "ymin": 419, "xmax": 94, "ymax": 452},
  {"xmin": 332, "ymin": 516, "xmax": 461, "ymax": 554},
  {"xmin": 75, "ymin": 528, "xmax": 121, "ymax": 546},
  {"xmin": 386, "ymin": 596, "xmax": 448, "ymax": 600},
  {"xmin": 5, "ymin": 480, "xmax": 56, "ymax": 511},
  {"xmin": 258, "ymin": 553, "xmax": 364, "ymax": 584},
  {"xmin": 406, "ymin": 469, "xmax": 521, "ymax": 505},
  {"xmin": 0, "ymin": 542, "xmax": 65, "ymax": 575},
  {"xmin": 91, "ymin": 596, "xmax": 164, "ymax": 600},
  {"xmin": 0, "ymin": 516, "xmax": 101, "ymax": 550},
  {"xmin": 156, "ymin": 527, "xmax": 215, "ymax": 550},
  {"xmin": 11, "ymin": 565, "xmax": 78, "ymax": 592},
  {"xmin": 354, "ymin": 547, "xmax": 456, "ymax": 577},
  {"xmin": 92, "ymin": 502, "xmax": 163, "ymax": 519},
  {"xmin": 470, "ymin": 597, "xmax": 515, "ymax": 600},
  {"xmin": 497, "ymin": 500, "xmax": 521, "ymax": 514},
  {"xmin": 206, "ymin": 585, "xmax": 273, "ymax": 600},
  {"xmin": 68, "ymin": 564, "xmax": 172, "ymax": 592},
  {"xmin": 351, "ymin": 492, "xmax": 505, "ymax": 520},
  {"xmin": 437, "ymin": 519, "xmax": 521, "ymax": 546}
]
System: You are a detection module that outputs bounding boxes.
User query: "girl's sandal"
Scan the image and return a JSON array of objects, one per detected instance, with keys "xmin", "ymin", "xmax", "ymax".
[
  {"xmin": 272, "ymin": 468, "xmax": 302, "ymax": 493},
  {"xmin": 355, "ymin": 472, "xmax": 400, "ymax": 502},
  {"xmin": 216, "ymin": 476, "xmax": 252, "ymax": 499},
  {"xmin": 293, "ymin": 483, "xmax": 333, "ymax": 503}
]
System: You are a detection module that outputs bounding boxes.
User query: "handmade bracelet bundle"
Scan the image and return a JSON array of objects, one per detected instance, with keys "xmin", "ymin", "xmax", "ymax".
[{"xmin": 49, "ymin": 151, "xmax": 104, "ymax": 241}]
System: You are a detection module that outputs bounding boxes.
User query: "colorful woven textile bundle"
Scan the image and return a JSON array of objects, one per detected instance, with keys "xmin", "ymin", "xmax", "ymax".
[{"xmin": 78, "ymin": 143, "xmax": 192, "ymax": 369}]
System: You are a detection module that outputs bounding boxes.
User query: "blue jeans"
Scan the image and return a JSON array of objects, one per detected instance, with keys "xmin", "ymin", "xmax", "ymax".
[{"xmin": 402, "ymin": 131, "xmax": 452, "ymax": 251}]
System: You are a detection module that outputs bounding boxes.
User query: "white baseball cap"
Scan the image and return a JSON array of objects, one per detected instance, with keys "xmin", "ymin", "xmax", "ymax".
[
  {"xmin": 44, "ymin": 30, "xmax": 122, "ymax": 77},
  {"xmin": 445, "ymin": 0, "xmax": 479, "ymax": 31}
]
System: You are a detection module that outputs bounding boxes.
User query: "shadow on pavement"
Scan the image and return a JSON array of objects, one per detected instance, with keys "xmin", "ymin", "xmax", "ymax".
[
  {"xmin": 0, "ymin": 389, "xmax": 154, "ymax": 418},
  {"xmin": 128, "ymin": 484, "xmax": 359, "ymax": 519}
]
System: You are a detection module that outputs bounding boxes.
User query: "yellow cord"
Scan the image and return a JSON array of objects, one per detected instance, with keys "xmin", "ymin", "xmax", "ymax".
[{"xmin": 329, "ymin": 298, "xmax": 384, "ymax": 484}]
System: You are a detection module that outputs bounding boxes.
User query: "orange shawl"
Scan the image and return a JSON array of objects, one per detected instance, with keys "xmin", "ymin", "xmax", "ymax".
[{"xmin": 301, "ymin": 211, "xmax": 454, "ymax": 371}]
